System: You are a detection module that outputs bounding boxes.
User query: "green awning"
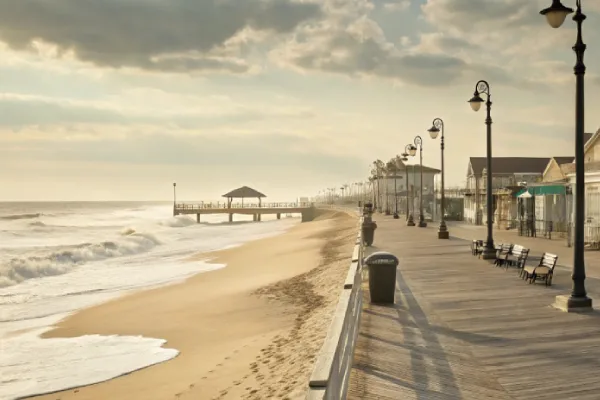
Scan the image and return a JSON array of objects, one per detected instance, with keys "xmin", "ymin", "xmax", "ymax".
[{"xmin": 514, "ymin": 185, "xmax": 566, "ymax": 197}]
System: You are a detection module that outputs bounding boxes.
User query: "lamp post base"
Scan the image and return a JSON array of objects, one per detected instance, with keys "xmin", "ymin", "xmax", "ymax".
[
  {"xmin": 438, "ymin": 221, "xmax": 449, "ymax": 239},
  {"xmin": 418, "ymin": 221, "xmax": 428, "ymax": 228},
  {"xmin": 407, "ymin": 214, "xmax": 415, "ymax": 226},
  {"xmin": 393, "ymin": 213, "xmax": 399, "ymax": 219},
  {"xmin": 553, "ymin": 294, "xmax": 593, "ymax": 313},
  {"xmin": 481, "ymin": 246, "xmax": 496, "ymax": 260}
]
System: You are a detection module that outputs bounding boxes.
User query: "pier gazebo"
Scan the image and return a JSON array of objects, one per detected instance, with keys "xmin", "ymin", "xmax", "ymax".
[{"xmin": 222, "ymin": 186, "xmax": 266, "ymax": 208}]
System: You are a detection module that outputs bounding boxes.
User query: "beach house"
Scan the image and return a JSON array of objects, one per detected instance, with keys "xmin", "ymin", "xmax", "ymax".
[{"xmin": 463, "ymin": 157, "xmax": 557, "ymax": 228}]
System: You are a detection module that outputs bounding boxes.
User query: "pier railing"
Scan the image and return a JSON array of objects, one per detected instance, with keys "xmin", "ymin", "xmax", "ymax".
[
  {"xmin": 175, "ymin": 202, "xmax": 312, "ymax": 210},
  {"xmin": 306, "ymin": 220, "xmax": 363, "ymax": 399}
]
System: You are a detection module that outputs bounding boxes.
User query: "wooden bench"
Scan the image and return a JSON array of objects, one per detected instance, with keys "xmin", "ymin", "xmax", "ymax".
[
  {"xmin": 522, "ymin": 253, "xmax": 558, "ymax": 286},
  {"xmin": 494, "ymin": 243, "xmax": 513, "ymax": 267},
  {"xmin": 505, "ymin": 245, "xmax": 529, "ymax": 271}
]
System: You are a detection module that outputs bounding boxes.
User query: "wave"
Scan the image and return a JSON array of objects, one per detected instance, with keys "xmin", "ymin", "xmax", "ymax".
[
  {"xmin": 0, "ymin": 233, "xmax": 162, "ymax": 288},
  {"xmin": 159, "ymin": 215, "xmax": 197, "ymax": 228},
  {"xmin": 29, "ymin": 221, "xmax": 47, "ymax": 227},
  {"xmin": 1, "ymin": 213, "xmax": 42, "ymax": 221}
]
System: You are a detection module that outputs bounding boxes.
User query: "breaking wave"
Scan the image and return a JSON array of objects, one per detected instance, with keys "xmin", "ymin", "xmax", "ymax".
[{"xmin": 0, "ymin": 233, "xmax": 161, "ymax": 288}]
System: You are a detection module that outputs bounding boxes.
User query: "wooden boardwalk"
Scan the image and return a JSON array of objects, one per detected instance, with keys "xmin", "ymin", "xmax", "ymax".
[{"xmin": 348, "ymin": 215, "xmax": 600, "ymax": 400}]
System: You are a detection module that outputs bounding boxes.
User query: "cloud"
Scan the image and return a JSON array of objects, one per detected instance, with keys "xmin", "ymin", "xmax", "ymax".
[
  {"xmin": 270, "ymin": 5, "xmax": 544, "ymax": 88},
  {"xmin": 1, "ymin": 132, "xmax": 365, "ymax": 175},
  {"xmin": 272, "ymin": 10, "xmax": 471, "ymax": 86},
  {"xmin": 421, "ymin": 0, "xmax": 543, "ymax": 33},
  {"xmin": 0, "ymin": 92, "xmax": 315, "ymax": 129},
  {"xmin": 0, "ymin": 0, "xmax": 321, "ymax": 73},
  {"xmin": 382, "ymin": 1, "xmax": 410, "ymax": 12}
]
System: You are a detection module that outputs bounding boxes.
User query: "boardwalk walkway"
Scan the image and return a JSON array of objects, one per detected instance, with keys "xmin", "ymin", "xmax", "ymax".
[{"xmin": 348, "ymin": 215, "xmax": 600, "ymax": 400}]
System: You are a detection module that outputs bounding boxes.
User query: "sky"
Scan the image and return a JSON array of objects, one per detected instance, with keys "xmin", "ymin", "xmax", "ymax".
[{"xmin": 1, "ymin": 0, "xmax": 600, "ymax": 202}]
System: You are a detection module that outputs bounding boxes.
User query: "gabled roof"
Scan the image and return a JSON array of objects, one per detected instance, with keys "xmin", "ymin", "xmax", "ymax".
[
  {"xmin": 584, "ymin": 132, "xmax": 594, "ymax": 145},
  {"xmin": 553, "ymin": 157, "xmax": 575, "ymax": 165},
  {"xmin": 469, "ymin": 157, "xmax": 551, "ymax": 176},
  {"xmin": 222, "ymin": 186, "xmax": 266, "ymax": 198}
]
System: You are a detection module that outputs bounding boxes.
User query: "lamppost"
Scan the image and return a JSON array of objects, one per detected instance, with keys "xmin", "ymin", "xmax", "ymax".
[
  {"xmin": 340, "ymin": 186, "xmax": 345, "ymax": 203},
  {"xmin": 428, "ymin": 118, "xmax": 450, "ymax": 239},
  {"xmin": 403, "ymin": 145, "xmax": 416, "ymax": 226},
  {"xmin": 409, "ymin": 136, "xmax": 427, "ymax": 227},
  {"xmin": 400, "ymin": 152, "xmax": 409, "ymax": 219},
  {"xmin": 393, "ymin": 165, "xmax": 399, "ymax": 218},
  {"xmin": 540, "ymin": 0, "xmax": 592, "ymax": 311},
  {"xmin": 468, "ymin": 80, "xmax": 495, "ymax": 259},
  {"xmin": 173, "ymin": 182, "xmax": 177, "ymax": 216}
]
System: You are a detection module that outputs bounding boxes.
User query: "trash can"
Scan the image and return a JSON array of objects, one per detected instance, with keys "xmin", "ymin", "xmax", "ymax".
[
  {"xmin": 364, "ymin": 252, "xmax": 398, "ymax": 304},
  {"xmin": 362, "ymin": 220, "xmax": 377, "ymax": 246}
]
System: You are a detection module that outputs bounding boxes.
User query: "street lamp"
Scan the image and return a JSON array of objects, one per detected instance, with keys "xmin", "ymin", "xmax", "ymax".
[
  {"xmin": 540, "ymin": 0, "xmax": 592, "ymax": 311},
  {"xmin": 401, "ymin": 151, "xmax": 410, "ymax": 221},
  {"xmin": 403, "ymin": 145, "xmax": 416, "ymax": 226},
  {"xmin": 401, "ymin": 144, "xmax": 415, "ymax": 226},
  {"xmin": 173, "ymin": 182, "xmax": 177, "ymax": 216},
  {"xmin": 468, "ymin": 80, "xmax": 495, "ymax": 260},
  {"xmin": 428, "ymin": 118, "xmax": 449, "ymax": 239},
  {"xmin": 411, "ymin": 136, "xmax": 427, "ymax": 228}
]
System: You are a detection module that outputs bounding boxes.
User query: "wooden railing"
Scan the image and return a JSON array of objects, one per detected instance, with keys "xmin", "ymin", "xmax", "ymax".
[
  {"xmin": 174, "ymin": 202, "xmax": 313, "ymax": 210},
  {"xmin": 306, "ymin": 221, "xmax": 363, "ymax": 400}
]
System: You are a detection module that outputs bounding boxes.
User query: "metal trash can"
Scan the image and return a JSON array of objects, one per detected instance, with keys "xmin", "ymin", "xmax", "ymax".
[
  {"xmin": 362, "ymin": 220, "xmax": 377, "ymax": 246},
  {"xmin": 364, "ymin": 252, "xmax": 399, "ymax": 304}
]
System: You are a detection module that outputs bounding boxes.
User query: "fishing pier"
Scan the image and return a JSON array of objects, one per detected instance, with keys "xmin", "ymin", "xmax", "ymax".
[{"xmin": 172, "ymin": 186, "xmax": 315, "ymax": 223}]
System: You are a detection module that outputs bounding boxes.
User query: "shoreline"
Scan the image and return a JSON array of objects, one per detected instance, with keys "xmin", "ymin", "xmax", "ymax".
[{"xmin": 28, "ymin": 209, "xmax": 357, "ymax": 400}]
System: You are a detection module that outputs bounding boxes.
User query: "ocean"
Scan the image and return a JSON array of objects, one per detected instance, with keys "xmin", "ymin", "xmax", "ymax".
[{"xmin": 0, "ymin": 202, "xmax": 298, "ymax": 400}]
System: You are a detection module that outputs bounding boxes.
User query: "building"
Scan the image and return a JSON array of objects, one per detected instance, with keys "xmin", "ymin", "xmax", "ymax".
[
  {"xmin": 379, "ymin": 164, "xmax": 440, "ymax": 218},
  {"xmin": 464, "ymin": 157, "xmax": 565, "ymax": 228},
  {"xmin": 560, "ymin": 130, "xmax": 600, "ymax": 245}
]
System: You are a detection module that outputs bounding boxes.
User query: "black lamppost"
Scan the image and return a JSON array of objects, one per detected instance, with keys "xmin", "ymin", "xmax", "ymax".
[
  {"xmin": 468, "ymin": 80, "xmax": 495, "ymax": 260},
  {"xmin": 428, "ymin": 118, "xmax": 450, "ymax": 239},
  {"xmin": 404, "ymin": 145, "xmax": 416, "ymax": 226},
  {"xmin": 173, "ymin": 182, "xmax": 177, "ymax": 216},
  {"xmin": 540, "ymin": 0, "xmax": 592, "ymax": 311},
  {"xmin": 409, "ymin": 136, "xmax": 427, "ymax": 228},
  {"xmin": 401, "ymin": 150, "xmax": 410, "ymax": 220}
]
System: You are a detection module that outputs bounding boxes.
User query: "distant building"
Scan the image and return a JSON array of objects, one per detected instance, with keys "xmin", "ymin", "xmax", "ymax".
[{"xmin": 380, "ymin": 164, "xmax": 440, "ymax": 218}]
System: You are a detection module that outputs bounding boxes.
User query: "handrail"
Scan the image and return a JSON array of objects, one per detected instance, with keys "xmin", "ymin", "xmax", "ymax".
[
  {"xmin": 306, "ymin": 219, "xmax": 363, "ymax": 399},
  {"xmin": 174, "ymin": 202, "xmax": 313, "ymax": 210}
]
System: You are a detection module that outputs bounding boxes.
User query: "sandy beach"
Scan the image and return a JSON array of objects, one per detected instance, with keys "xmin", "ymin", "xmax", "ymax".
[{"xmin": 29, "ymin": 209, "xmax": 357, "ymax": 400}]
